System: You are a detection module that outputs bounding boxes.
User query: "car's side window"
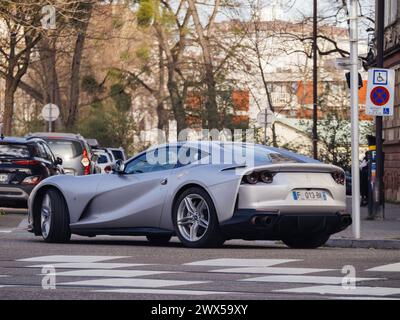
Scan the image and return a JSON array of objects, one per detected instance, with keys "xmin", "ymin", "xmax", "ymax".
[
  {"xmin": 33, "ymin": 143, "xmax": 47, "ymax": 160},
  {"xmin": 124, "ymin": 147, "xmax": 177, "ymax": 174},
  {"xmin": 176, "ymin": 147, "xmax": 208, "ymax": 168},
  {"xmin": 42, "ymin": 143, "xmax": 55, "ymax": 162}
]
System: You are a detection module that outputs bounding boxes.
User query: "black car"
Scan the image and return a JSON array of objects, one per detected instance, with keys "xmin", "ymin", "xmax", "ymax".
[{"xmin": 0, "ymin": 137, "xmax": 63, "ymax": 208}]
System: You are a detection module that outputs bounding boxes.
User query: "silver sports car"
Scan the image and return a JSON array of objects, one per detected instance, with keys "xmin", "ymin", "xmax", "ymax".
[{"xmin": 27, "ymin": 141, "xmax": 351, "ymax": 249}]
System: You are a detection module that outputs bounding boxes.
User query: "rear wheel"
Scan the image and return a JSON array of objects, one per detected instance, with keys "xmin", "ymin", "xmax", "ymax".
[
  {"xmin": 146, "ymin": 234, "xmax": 172, "ymax": 245},
  {"xmin": 40, "ymin": 189, "xmax": 71, "ymax": 243},
  {"xmin": 173, "ymin": 187, "xmax": 225, "ymax": 248},
  {"xmin": 282, "ymin": 234, "xmax": 330, "ymax": 249}
]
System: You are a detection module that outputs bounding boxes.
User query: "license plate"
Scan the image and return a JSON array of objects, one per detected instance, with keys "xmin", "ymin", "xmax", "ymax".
[
  {"xmin": 0, "ymin": 174, "xmax": 8, "ymax": 183},
  {"xmin": 292, "ymin": 190, "xmax": 327, "ymax": 201}
]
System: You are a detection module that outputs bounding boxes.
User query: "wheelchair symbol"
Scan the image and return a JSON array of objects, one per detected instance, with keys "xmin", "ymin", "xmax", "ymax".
[{"xmin": 373, "ymin": 70, "xmax": 388, "ymax": 85}]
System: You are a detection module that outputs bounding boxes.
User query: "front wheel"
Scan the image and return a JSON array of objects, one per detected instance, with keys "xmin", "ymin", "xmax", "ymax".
[
  {"xmin": 40, "ymin": 189, "xmax": 71, "ymax": 243},
  {"xmin": 173, "ymin": 187, "xmax": 225, "ymax": 248},
  {"xmin": 282, "ymin": 234, "xmax": 330, "ymax": 249}
]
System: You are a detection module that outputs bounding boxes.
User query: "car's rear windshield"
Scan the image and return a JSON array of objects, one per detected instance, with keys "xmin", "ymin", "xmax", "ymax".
[
  {"xmin": 0, "ymin": 144, "xmax": 31, "ymax": 158},
  {"xmin": 97, "ymin": 154, "xmax": 110, "ymax": 164},
  {"xmin": 44, "ymin": 139, "xmax": 83, "ymax": 159},
  {"xmin": 111, "ymin": 150, "xmax": 124, "ymax": 161}
]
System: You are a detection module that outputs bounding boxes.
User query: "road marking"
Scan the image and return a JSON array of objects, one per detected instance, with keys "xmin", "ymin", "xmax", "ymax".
[
  {"xmin": 0, "ymin": 230, "xmax": 12, "ymax": 233},
  {"xmin": 18, "ymin": 255, "xmax": 130, "ymax": 263},
  {"xmin": 334, "ymin": 296, "xmax": 400, "ymax": 300},
  {"xmin": 41, "ymin": 269, "xmax": 172, "ymax": 278},
  {"xmin": 275, "ymin": 285, "xmax": 400, "ymax": 297},
  {"xmin": 59, "ymin": 278, "xmax": 209, "ymax": 288},
  {"xmin": 367, "ymin": 262, "xmax": 400, "ymax": 272},
  {"xmin": 185, "ymin": 258, "xmax": 298, "ymax": 267},
  {"xmin": 211, "ymin": 267, "xmax": 334, "ymax": 275},
  {"xmin": 93, "ymin": 288, "xmax": 231, "ymax": 296},
  {"xmin": 242, "ymin": 275, "xmax": 382, "ymax": 284},
  {"xmin": 26, "ymin": 262, "xmax": 146, "ymax": 269}
]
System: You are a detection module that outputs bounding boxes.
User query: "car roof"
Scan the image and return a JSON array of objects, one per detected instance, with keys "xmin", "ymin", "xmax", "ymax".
[
  {"xmin": 27, "ymin": 132, "xmax": 85, "ymax": 141},
  {"xmin": 0, "ymin": 136, "xmax": 45, "ymax": 144}
]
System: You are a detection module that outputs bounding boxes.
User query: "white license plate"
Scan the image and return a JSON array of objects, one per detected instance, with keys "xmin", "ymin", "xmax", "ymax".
[
  {"xmin": 0, "ymin": 174, "xmax": 8, "ymax": 183},
  {"xmin": 292, "ymin": 190, "xmax": 327, "ymax": 201}
]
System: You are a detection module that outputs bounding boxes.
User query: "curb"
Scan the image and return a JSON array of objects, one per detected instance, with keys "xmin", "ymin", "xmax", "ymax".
[{"xmin": 326, "ymin": 238, "xmax": 400, "ymax": 250}]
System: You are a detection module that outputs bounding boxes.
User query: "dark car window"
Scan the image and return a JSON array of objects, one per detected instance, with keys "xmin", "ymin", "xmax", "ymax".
[
  {"xmin": 33, "ymin": 143, "xmax": 48, "ymax": 159},
  {"xmin": 124, "ymin": 148, "xmax": 176, "ymax": 174},
  {"xmin": 0, "ymin": 144, "xmax": 30, "ymax": 158},
  {"xmin": 97, "ymin": 154, "xmax": 109, "ymax": 164},
  {"xmin": 176, "ymin": 147, "xmax": 208, "ymax": 167},
  {"xmin": 42, "ymin": 143, "xmax": 55, "ymax": 162},
  {"xmin": 45, "ymin": 139, "xmax": 83, "ymax": 159},
  {"xmin": 111, "ymin": 150, "xmax": 124, "ymax": 161}
]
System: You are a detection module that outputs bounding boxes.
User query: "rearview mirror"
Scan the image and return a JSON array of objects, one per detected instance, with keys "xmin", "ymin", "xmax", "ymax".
[{"xmin": 113, "ymin": 159, "xmax": 125, "ymax": 174}]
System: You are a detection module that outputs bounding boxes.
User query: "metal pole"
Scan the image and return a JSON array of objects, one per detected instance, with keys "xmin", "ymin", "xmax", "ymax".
[
  {"xmin": 312, "ymin": 0, "xmax": 318, "ymax": 159},
  {"xmin": 49, "ymin": 105, "xmax": 52, "ymax": 133},
  {"xmin": 350, "ymin": 0, "xmax": 360, "ymax": 239},
  {"xmin": 375, "ymin": 0, "xmax": 385, "ymax": 218}
]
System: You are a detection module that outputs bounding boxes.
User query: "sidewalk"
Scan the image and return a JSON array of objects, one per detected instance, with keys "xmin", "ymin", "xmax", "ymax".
[{"xmin": 326, "ymin": 197, "xmax": 400, "ymax": 249}]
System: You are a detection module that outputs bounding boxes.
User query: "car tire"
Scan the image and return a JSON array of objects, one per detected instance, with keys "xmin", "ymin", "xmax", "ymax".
[
  {"xmin": 40, "ymin": 189, "xmax": 71, "ymax": 243},
  {"xmin": 173, "ymin": 187, "xmax": 225, "ymax": 248},
  {"xmin": 282, "ymin": 234, "xmax": 330, "ymax": 249},
  {"xmin": 146, "ymin": 234, "xmax": 172, "ymax": 245}
]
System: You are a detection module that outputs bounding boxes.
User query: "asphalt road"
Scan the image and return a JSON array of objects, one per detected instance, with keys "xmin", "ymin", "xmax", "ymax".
[{"xmin": 0, "ymin": 215, "xmax": 400, "ymax": 300}]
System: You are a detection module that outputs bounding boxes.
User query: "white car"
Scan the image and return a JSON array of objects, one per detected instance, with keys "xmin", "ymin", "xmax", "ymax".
[{"xmin": 93, "ymin": 149, "xmax": 113, "ymax": 174}]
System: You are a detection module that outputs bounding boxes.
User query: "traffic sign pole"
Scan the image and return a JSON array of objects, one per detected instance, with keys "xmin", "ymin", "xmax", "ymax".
[
  {"xmin": 350, "ymin": 0, "xmax": 360, "ymax": 239},
  {"xmin": 375, "ymin": 0, "xmax": 385, "ymax": 219}
]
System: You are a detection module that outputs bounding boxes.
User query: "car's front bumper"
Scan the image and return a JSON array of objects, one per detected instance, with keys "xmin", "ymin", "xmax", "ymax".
[
  {"xmin": 0, "ymin": 185, "xmax": 33, "ymax": 208},
  {"xmin": 220, "ymin": 209, "xmax": 352, "ymax": 240}
]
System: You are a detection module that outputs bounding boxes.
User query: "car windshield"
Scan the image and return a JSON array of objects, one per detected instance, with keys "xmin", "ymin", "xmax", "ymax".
[
  {"xmin": 0, "ymin": 144, "xmax": 30, "ymax": 158},
  {"xmin": 44, "ymin": 139, "xmax": 83, "ymax": 159}
]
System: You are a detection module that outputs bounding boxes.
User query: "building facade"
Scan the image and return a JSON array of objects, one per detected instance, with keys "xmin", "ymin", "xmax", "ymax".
[{"xmin": 382, "ymin": 0, "xmax": 400, "ymax": 202}]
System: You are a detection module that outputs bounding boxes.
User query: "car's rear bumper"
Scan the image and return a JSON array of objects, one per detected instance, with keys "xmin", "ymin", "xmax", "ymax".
[
  {"xmin": 220, "ymin": 209, "xmax": 352, "ymax": 240},
  {"xmin": 0, "ymin": 185, "xmax": 33, "ymax": 208}
]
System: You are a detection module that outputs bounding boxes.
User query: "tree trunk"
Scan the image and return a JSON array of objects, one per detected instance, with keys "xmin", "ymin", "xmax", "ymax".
[
  {"xmin": 3, "ymin": 79, "xmax": 16, "ymax": 136},
  {"xmin": 167, "ymin": 72, "xmax": 187, "ymax": 136},
  {"xmin": 65, "ymin": 4, "xmax": 93, "ymax": 130},
  {"xmin": 187, "ymin": 0, "xmax": 220, "ymax": 130}
]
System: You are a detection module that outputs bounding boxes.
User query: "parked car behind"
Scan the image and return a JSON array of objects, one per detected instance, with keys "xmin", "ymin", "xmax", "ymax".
[
  {"xmin": 92, "ymin": 149, "xmax": 113, "ymax": 174},
  {"xmin": 26, "ymin": 132, "xmax": 96, "ymax": 176},
  {"xmin": 0, "ymin": 136, "xmax": 63, "ymax": 208}
]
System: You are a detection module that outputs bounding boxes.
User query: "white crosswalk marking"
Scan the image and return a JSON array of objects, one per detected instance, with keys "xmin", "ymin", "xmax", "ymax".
[
  {"xmin": 9, "ymin": 255, "xmax": 400, "ymax": 298},
  {"xmin": 18, "ymin": 255, "xmax": 129, "ymax": 263},
  {"xmin": 185, "ymin": 258, "xmax": 298, "ymax": 267},
  {"xmin": 211, "ymin": 267, "xmax": 334, "ymax": 274},
  {"xmin": 367, "ymin": 263, "xmax": 400, "ymax": 272},
  {"xmin": 59, "ymin": 278, "xmax": 209, "ymax": 288},
  {"xmin": 93, "ymin": 289, "xmax": 232, "ymax": 296},
  {"xmin": 242, "ymin": 275, "xmax": 382, "ymax": 284},
  {"xmin": 42, "ymin": 269, "xmax": 172, "ymax": 278},
  {"xmin": 26, "ymin": 262, "xmax": 146, "ymax": 269},
  {"xmin": 275, "ymin": 285, "xmax": 400, "ymax": 297}
]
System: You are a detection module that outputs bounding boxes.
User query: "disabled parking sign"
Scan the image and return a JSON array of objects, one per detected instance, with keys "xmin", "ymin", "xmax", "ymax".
[{"xmin": 366, "ymin": 68, "xmax": 395, "ymax": 116}]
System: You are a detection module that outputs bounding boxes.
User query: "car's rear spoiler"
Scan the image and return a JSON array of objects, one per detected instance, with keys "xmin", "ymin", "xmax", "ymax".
[{"xmin": 244, "ymin": 163, "xmax": 343, "ymax": 175}]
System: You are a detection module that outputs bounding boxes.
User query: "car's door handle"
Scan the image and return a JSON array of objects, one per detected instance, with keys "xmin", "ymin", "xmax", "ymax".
[{"xmin": 161, "ymin": 178, "xmax": 168, "ymax": 185}]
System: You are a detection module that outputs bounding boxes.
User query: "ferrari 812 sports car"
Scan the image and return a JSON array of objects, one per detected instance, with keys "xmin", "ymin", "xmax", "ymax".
[{"xmin": 28, "ymin": 141, "xmax": 351, "ymax": 249}]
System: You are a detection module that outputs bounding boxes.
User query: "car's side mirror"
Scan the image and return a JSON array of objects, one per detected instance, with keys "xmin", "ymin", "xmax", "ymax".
[
  {"xmin": 113, "ymin": 159, "xmax": 125, "ymax": 174},
  {"xmin": 55, "ymin": 157, "xmax": 63, "ymax": 165}
]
